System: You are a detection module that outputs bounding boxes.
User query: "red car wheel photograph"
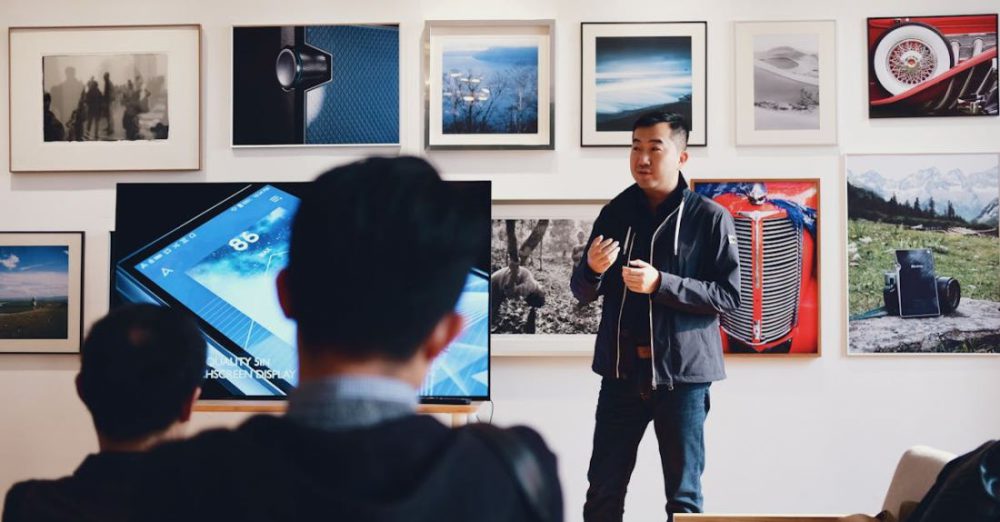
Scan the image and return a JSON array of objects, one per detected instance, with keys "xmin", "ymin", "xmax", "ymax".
[{"xmin": 867, "ymin": 14, "xmax": 998, "ymax": 118}]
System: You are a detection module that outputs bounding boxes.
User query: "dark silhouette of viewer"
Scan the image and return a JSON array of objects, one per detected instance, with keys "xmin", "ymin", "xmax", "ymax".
[
  {"xmin": 43, "ymin": 92, "xmax": 65, "ymax": 142},
  {"xmin": 2, "ymin": 304, "xmax": 206, "ymax": 522},
  {"xmin": 130, "ymin": 156, "xmax": 563, "ymax": 522}
]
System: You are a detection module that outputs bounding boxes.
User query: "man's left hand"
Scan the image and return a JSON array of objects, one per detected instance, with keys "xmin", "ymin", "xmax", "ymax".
[{"xmin": 622, "ymin": 260, "xmax": 661, "ymax": 294}]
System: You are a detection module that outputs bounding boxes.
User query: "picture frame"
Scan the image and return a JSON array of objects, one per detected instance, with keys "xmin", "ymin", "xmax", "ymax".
[
  {"xmin": 690, "ymin": 179, "xmax": 822, "ymax": 356},
  {"xmin": 490, "ymin": 200, "xmax": 606, "ymax": 356},
  {"xmin": 581, "ymin": 21, "xmax": 707, "ymax": 147},
  {"xmin": 0, "ymin": 232, "xmax": 84, "ymax": 353},
  {"xmin": 866, "ymin": 14, "xmax": 998, "ymax": 118},
  {"xmin": 423, "ymin": 20, "xmax": 554, "ymax": 150},
  {"xmin": 231, "ymin": 23, "xmax": 400, "ymax": 147},
  {"xmin": 733, "ymin": 20, "xmax": 837, "ymax": 146},
  {"xmin": 844, "ymin": 153, "xmax": 1000, "ymax": 355},
  {"xmin": 8, "ymin": 24, "xmax": 201, "ymax": 172}
]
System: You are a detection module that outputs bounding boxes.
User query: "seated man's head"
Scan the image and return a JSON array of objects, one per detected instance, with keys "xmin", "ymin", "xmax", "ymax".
[
  {"xmin": 277, "ymin": 156, "xmax": 487, "ymax": 387},
  {"xmin": 77, "ymin": 304, "xmax": 206, "ymax": 451}
]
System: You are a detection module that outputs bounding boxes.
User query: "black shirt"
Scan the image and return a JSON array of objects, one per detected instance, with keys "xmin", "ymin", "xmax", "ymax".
[{"xmin": 619, "ymin": 177, "xmax": 688, "ymax": 378}]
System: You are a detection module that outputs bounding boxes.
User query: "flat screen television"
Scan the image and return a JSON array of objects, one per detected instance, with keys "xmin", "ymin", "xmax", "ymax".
[{"xmin": 112, "ymin": 182, "xmax": 490, "ymax": 402}]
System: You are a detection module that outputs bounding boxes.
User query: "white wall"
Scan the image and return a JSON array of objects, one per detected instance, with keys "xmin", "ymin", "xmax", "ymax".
[{"xmin": 2, "ymin": 0, "xmax": 999, "ymax": 519}]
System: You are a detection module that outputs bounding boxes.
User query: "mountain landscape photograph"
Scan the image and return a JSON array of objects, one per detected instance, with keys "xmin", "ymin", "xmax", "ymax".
[{"xmin": 846, "ymin": 153, "xmax": 1000, "ymax": 354}]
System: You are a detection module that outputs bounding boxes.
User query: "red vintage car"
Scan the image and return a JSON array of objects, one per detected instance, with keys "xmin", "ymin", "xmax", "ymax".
[
  {"xmin": 868, "ymin": 14, "xmax": 998, "ymax": 117},
  {"xmin": 698, "ymin": 182, "xmax": 819, "ymax": 355}
]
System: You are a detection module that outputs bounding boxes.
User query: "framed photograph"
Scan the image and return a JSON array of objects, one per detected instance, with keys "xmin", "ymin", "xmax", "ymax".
[
  {"xmin": 691, "ymin": 180, "xmax": 821, "ymax": 356},
  {"xmin": 8, "ymin": 24, "xmax": 200, "ymax": 172},
  {"xmin": 0, "ymin": 232, "xmax": 84, "ymax": 353},
  {"xmin": 231, "ymin": 24, "xmax": 399, "ymax": 147},
  {"xmin": 867, "ymin": 14, "xmax": 998, "ymax": 118},
  {"xmin": 845, "ymin": 153, "xmax": 1000, "ymax": 354},
  {"xmin": 491, "ymin": 201, "xmax": 605, "ymax": 356},
  {"xmin": 734, "ymin": 20, "xmax": 837, "ymax": 145},
  {"xmin": 424, "ymin": 20, "xmax": 554, "ymax": 150},
  {"xmin": 581, "ymin": 22, "xmax": 707, "ymax": 147}
]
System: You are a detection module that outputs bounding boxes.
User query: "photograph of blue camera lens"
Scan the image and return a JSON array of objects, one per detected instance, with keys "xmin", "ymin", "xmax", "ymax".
[{"xmin": 232, "ymin": 25, "xmax": 399, "ymax": 146}]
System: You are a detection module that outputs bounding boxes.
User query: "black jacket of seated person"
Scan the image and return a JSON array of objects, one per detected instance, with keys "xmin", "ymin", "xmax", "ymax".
[
  {"xmin": 128, "ymin": 414, "xmax": 563, "ymax": 522},
  {"xmin": 907, "ymin": 439, "xmax": 1000, "ymax": 522},
  {"xmin": 3, "ymin": 452, "xmax": 145, "ymax": 522}
]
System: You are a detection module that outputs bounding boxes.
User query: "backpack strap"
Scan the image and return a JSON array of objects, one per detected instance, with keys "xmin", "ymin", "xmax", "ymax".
[{"xmin": 465, "ymin": 423, "xmax": 555, "ymax": 522}]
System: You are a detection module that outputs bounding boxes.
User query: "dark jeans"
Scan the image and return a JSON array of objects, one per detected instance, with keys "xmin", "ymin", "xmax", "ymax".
[{"xmin": 583, "ymin": 377, "xmax": 711, "ymax": 522}]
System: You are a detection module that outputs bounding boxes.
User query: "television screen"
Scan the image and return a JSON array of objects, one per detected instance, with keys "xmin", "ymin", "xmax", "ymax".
[{"xmin": 112, "ymin": 182, "xmax": 490, "ymax": 401}]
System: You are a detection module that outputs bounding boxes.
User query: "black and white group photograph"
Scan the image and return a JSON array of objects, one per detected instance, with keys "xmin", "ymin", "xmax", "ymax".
[{"xmin": 42, "ymin": 53, "xmax": 169, "ymax": 142}]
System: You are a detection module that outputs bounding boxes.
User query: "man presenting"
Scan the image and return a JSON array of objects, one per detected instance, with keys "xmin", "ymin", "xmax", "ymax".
[{"xmin": 571, "ymin": 112, "xmax": 741, "ymax": 521}]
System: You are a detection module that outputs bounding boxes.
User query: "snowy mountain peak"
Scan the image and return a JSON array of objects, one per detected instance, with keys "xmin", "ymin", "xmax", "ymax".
[{"xmin": 973, "ymin": 197, "xmax": 999, "ymax": 226}]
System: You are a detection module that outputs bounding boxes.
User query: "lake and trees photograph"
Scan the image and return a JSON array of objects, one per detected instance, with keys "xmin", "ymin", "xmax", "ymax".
[{"xmin": 441, "ymin": 37, "xmax": 539, "ymax": 135}]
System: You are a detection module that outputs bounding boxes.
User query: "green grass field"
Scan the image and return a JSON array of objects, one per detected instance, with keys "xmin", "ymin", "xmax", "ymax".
[
  {"xmin": 848, "ymin": 220, "xmax": 1000, "ymax": 315},
  {"xmin": 0, "ymin": 302, "xmax": 69, "ymax": 339}
]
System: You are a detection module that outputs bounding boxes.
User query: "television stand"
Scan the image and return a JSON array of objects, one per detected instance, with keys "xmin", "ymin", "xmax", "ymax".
[
  {"xmin": 420, "ymin": 397, "xmax": 471, "ymax": 405},
  {"xmin": 417, "ymin": 402, "xmax": 481, "ymax": 427},
  {"xmin": 196, "ymin": 401, "xmax": 482, "ymax": 427}
]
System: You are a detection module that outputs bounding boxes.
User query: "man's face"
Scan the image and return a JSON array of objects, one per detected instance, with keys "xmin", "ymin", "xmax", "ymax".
[{"xmin": 630, "ymin": 123, "xmax": 688, "ymax": 193}]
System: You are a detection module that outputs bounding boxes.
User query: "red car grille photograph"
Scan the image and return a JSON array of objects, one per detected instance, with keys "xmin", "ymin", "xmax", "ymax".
[{"xmin": 722, "ymin": 216, "xmax": 802, "ymax": 345}]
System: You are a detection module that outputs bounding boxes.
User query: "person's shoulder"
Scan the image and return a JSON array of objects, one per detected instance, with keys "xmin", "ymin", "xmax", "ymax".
[
  {"xmin": 134, "ymin": 417, "xmax": 288, "ymax": 508},
  {"xmin": 3, "ymin": 476, "xmax": 73, "ymax": 522},
  {"xmin": 685, "ymin": 189, "xmax": 723, "ymax": 212},
  {"xmin": 506, "ymin": 425, "xmax": 557, "ymax": 459},
  {"xmin": 685, "ymin": 189, "xmax": 730, "ymax": 221},
  {"xmin": 457, "ymin": 424, "xmax": 558, "ymax": 471},
  {"xmin": 606, "ymin": 185, "xmax": 640, "ymax": 209},
  {"xmin": 598, "ymin": 185, "xmax": 642, "ymax": 221},
  {"xmin": 142, "ymin": 419, "xmax": 263, "ymax": 472},
  {"xmin": 458, "ymin": 424, "xmax": 562, "ymax": 521}
]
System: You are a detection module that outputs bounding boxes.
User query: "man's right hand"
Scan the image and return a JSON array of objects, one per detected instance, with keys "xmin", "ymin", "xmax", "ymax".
[{"xmin": 587, "ymin": 235, "xmax": 619, "ymax": 275}]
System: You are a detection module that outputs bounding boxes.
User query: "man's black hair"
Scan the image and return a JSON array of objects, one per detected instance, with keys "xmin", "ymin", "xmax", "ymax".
[
  {"xmin": 78, "ymin": 304, "xmax": 206, "ymax": 441},
  {"xmin": 632, "ymin": 111, "xmax": 690, "ymax": 150},
  {"xmin": 287, "ymin": 156, "xmax": 487, "ymax": 361}
]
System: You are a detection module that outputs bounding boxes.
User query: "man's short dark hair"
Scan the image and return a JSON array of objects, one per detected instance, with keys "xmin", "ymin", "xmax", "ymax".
[
  {"xmin": 78, "ymin": 304, "xmax": 206, "ymax": 441},
  {"xmin": 288, "ymin": 156, "xmax": 487, "ymax": 361},
  {"xmin": 632, "ymin": 111, "xmax": 690, "ymax": 150}
]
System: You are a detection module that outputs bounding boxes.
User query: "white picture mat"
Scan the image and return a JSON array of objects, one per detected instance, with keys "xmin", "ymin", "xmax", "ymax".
[
  {"xmin": 9, "ymin": 26, "xmax": 200, "ymax": 171},
  {"xmin": 0, "ymin": 232, "xmax": 83, "ymax": 353},
  {"xmin": 581, "ymin": 22, "xmax": 707, "ymax": 147},
  {"xmin": 491, "ymin": 201, "xmax": 605, "ymax": 356},
  {"xmin": 734, "ymin": 20, "xmax": 837, "ymax": 146},
  {"xmin": 427, "ymin": 23, "xmax": 552, "ymax": 147}
]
